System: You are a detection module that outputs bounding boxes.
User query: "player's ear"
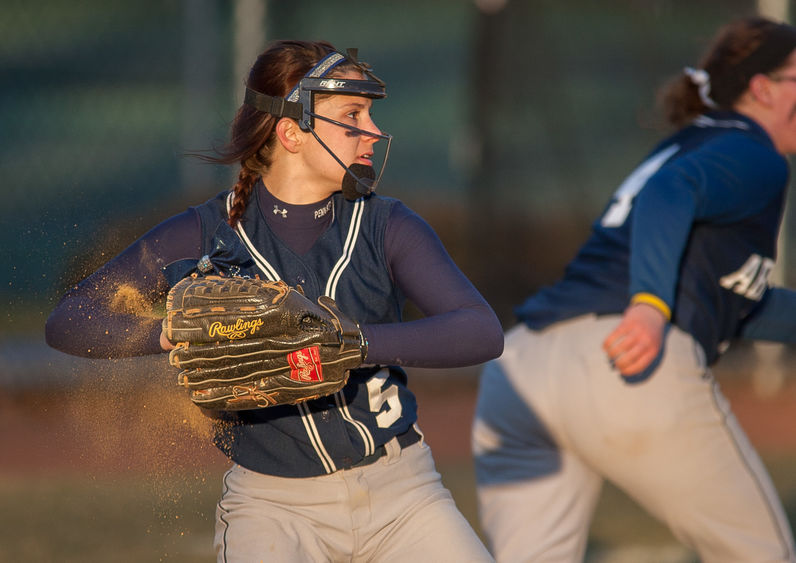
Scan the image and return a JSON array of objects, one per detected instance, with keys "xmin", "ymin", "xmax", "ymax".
[
  {"xmin": 748, "ymin": 73, "xmax": 775, "ymax": 106},
  {"xmin": 275, "ymin": 118, "xmax": 302, "ymax": 153}
]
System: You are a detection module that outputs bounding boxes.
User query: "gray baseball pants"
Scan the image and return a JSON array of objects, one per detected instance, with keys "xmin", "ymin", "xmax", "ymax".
[
  {"xmin": 216, "ymin": 431, "xmax": 493, "ymax": 562},
  {"xmin": 473, "ymin": 315, "xmax": 794, "ymax": 562}
]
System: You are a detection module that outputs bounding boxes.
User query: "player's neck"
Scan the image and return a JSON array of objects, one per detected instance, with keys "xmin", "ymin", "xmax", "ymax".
[{"xmin": 262, "ymin": 158, "xmax": 336, "ymax": 205}]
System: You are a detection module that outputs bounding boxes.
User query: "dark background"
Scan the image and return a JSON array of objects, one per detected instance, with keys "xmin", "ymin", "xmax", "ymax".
[
  {"xmin": 6, "ymin": 0, "xmax": 793, "ymax": 332},
  {"xmin": 1, "ymin": 2, "xmax": 794, "ymax": 561}
]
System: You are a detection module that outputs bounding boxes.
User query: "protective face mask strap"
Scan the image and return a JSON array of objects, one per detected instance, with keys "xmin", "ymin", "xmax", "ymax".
[
  {"xmin": 286, "ymin": 52, "xmax": 347, "ymax": 103},
  {"xmin": 306, "ymin": 125, "xmax": 393, "ymax": 199},
  {"xmin": 243, "ymin": 88, "xmax": 302, "ymax": 119}
]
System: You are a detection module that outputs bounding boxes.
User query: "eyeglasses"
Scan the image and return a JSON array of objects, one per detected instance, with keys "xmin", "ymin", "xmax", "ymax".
[{"xmin": 768, "ymin": 75, "xmax": 796, "ymax": 83}]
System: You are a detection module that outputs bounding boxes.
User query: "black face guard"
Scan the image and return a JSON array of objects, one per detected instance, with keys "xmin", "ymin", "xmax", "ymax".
[{"xmin": 243, "ymin": 49, "xmax": 392, "ymax": 200}]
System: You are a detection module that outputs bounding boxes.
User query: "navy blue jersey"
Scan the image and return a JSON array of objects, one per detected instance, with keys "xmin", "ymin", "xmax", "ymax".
[
  {"xmin": 169, "ymin": 188, "xmax": 423, "ymax": 477},
  {"xmin": 516, "ymin": 111, "xmax": 789, "ymax": 364},
  {"xmin": 46, "ymin": 178, "xmax": 503, "ymax": 477}
]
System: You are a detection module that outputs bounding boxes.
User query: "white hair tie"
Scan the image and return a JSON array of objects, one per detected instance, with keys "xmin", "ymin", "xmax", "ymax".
[{"xmin": 684, "ymin": 67, "xmax": 718, "ymax": 109}]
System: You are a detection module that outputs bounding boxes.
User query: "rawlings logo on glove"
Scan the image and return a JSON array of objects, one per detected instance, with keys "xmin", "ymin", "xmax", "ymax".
[{"xmin": 208, "ymin": 318, "xmax": 265, "ymax": 339}]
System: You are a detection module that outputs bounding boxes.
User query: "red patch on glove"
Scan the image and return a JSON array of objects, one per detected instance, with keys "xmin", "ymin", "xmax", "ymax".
[{"xmin": 288, "ymin": 346, "xmax": 323, "ymax": 383}]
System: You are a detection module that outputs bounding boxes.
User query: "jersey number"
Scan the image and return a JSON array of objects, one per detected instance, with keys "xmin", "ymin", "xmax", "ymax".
[
  {"xmin": 601, "ymin": 144, "xmax": 680, "ymax": 228},
  {"xmin": 366, "ymin": 370, "xmax": 402, "ymax": 428},
  {"xmin": 719, "ymin": 254, "xmax": 774, "ymax": 300}
]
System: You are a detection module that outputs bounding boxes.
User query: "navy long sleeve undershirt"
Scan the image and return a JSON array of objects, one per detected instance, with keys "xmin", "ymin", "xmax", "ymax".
[{"xmin": 45, "ymin": 194, "xmax": 503, "ymax": 368}]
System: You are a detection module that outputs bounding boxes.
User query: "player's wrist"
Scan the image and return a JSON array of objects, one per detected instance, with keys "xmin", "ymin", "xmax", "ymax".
[
  {"xmin": 358, "ymin": 324, "xmax": 369, "ymax": 362},
  {"xmin": 160, "ymin": 330, "xmax": 176, "ymax": 351},
  {"xmin": 630, "ymin": 292, "xmax": 671, "ymax": 321}
]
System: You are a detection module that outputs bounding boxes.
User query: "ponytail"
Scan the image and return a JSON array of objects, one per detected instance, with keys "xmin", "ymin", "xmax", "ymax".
[{"xmin": 658, "ymin": 17, "xmax": 796, "ymax": 127}]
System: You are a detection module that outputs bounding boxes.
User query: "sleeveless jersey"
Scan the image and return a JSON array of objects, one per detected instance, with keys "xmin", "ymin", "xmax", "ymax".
[
  {"xmin": 516, "ymin": 112, "xmax": 789, "ymax": 365},
  {"xmin": 173, "ymin": 186, "xmax": 419, "ymax": 478}
]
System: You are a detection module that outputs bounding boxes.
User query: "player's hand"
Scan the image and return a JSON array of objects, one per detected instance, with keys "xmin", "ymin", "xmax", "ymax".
[
  {"xmin": 160, "ymin": 329, "xmax": 176, "ymax": 352},
  {"xmin": 602, "ymin": 303, "xmax": 667, "ymax": 377}
]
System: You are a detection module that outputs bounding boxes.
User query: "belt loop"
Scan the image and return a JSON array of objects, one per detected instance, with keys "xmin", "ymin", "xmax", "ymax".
[
  {"xmin": 345, "ymin": 425, "xmax": 423, "ymax": 470},
  {"xmin": 383, "ymin": 435, "xmax": 402, "ymax": 464},
  {"xmin": 410, "ymin": 423, "xmax": 425, "ymax": 446}
]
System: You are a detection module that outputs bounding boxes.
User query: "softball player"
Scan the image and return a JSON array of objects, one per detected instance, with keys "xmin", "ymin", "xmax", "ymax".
[
  {"xmin": 473, "ymin": 17, "xmax": 796, "ymax": 563},
  {"xmin": 47, "ymin": 40, "xmax": 502, "ymax": 562}
]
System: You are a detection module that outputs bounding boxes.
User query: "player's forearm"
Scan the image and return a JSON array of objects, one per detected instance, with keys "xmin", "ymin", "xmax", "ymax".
[
  {"xmin": 45, "ymin": 293, "xmax": 164, "ymax": 358},
  {"xmin": 628, "ymin": 168, "xmax": 697, "ymax": 309},
  {"xmin": 46, "ymin": 210, "xmax": 201, "ymax": 358},
  {"xmin": 362, "ymin": 303, "xmax": 503, "ymax": 368}
]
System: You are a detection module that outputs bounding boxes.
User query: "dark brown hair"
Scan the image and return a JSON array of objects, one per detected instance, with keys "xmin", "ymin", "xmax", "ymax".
[
  {"xmin": 659, "ymin": 17, "xmax": 796, "ymax": 127},
  {"xmin": 205, "ymin": 40, "xmax": 356, "ymax": 226}
]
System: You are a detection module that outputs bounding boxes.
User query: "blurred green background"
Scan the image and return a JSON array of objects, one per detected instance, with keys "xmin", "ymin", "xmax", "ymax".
[
  {"xmin": 8, "ymin": 0, "xmax": 796, "ymax": 326},
  {"xmin": 2, "ymin": 0, "xmax": 795, "ymax": 561}
]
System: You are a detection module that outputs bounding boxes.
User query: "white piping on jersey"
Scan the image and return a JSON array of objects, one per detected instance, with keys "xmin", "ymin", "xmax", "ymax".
[
  {"xmin": 226, "ymin": 192, "xmax": 280, "ymax": 281},
  {"xmin": 321, "ymin": 199, "xmax": 372, "ymax": 460},
  {"xmin": 226, "ymin": 190, "xmax": 370, "ymax": 473},
  {"xmin": 693, "ymin": 115, "xmax": 750, "ymax": 130},
  {"xmin": 324, "ymin": 198, "xmax": 364, "ymax": 300},
  {"xmin": 297, "ymin": 402, "xmax": 337, "ymax": 473},
  {"xmin": 334, "ymin": 391, "xmax": 376, "ymax": 456}
]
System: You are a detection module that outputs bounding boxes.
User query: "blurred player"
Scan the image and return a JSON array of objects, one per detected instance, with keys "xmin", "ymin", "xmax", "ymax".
[
  {"xmin": 46, "ymin": 40, "xmax": 502, "ymax": 562},
  {"xmin": 473, "ymin": 16, "xmax": 796, "ymax": 562}
]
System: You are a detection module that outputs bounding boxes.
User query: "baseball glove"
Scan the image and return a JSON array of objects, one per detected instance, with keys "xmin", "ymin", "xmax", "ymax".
[{"xmin": 162, "ymin": 274, "xmax": 366, "ymax": 411}]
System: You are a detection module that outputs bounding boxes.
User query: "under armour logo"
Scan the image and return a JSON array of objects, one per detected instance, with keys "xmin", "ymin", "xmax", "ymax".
[{"xmin": 273, "ymin": 205, "xmax": 287, "ymax": 218}]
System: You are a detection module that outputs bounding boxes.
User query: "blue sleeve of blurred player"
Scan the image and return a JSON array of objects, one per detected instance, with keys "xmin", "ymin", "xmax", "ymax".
[
  {"xmin": 628, "ymin": 163, "xmax": 698, "ymax": 310},
  {"xmin": 629, "ymin": 133, "xmax": 789, "ymax": 312},
  {"xmin": 737, "ymin": 287, "xmax": 796, "ymax": 343}
]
